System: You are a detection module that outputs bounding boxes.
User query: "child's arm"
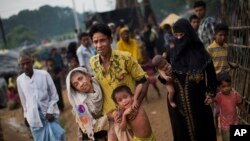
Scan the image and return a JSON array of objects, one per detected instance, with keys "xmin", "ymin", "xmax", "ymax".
[
  {"xmin": 235, "ymin": 92, "xmax": 243, "ymax": 110},
  {"xmin": 119, "ymin": 108, "xmax": 132, "ymax": 131},
  {"xmin": 159, "ymin": 69, "xmax": 171, "ymax": 81},
  {"xmin": 107, "ymin": 109, "xmax": 116, "ymax": 121}
]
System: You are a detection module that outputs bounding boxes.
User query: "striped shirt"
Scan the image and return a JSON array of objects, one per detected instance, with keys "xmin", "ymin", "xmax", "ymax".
[{"xmin": 207, "ymin": 41, "xmax": 230, "ymax": 74}]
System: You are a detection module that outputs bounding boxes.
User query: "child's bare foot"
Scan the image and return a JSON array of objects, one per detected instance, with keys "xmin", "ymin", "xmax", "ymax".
[
  {"xmin": 168, "ymin": 94, "xmax": 176, "ymax": 108},
  {"xmin": 169, "ymin": 101, "xmax": 176, "ymax": 108}
]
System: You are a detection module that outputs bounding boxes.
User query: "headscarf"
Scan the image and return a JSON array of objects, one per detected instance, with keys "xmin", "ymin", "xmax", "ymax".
[
  {"xmin": 66, "ymin": 67, "xmax": 103, "ymax": 115},
  {"xmin": 117, "ymin": 27, "xmax": 142, "ymax": 63},
  {"xmin": 66, "ymin": 67, "xmax": 107, "ymax": 139},
  {"xmin": 170, "ymin": 18, "xmax": 211, "ymax": 74}
]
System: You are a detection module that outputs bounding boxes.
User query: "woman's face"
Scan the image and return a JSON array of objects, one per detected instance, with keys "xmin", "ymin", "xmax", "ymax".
[
  {"xmin": 70, "ymin": 71, "xmax": 93, "ymax": 93},
  {"xmin": 173, "ymin": 32, "xmax": 185, "ymax": 40},
  {"xmin": 120, "ymin": 31, "xmax": 130, "ymax": 42}
]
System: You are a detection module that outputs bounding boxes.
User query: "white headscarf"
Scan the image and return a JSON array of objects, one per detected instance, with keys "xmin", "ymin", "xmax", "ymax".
[
  {"xmin": 66, "ymin": 67, "xmax": 103, "ymax": 116},
  {"xmin": 66, "ymin": 67, "xmax": 106, "ymax": 139}
]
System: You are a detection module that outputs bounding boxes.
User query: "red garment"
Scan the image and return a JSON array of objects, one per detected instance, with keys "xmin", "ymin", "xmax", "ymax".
[
  {"xmin": 7, "ymin": 89, "xmax": 20, "ymax": 104},
  {"xmin": 215, "ymin": 90, "xmax": 241, "ymax": 131}
]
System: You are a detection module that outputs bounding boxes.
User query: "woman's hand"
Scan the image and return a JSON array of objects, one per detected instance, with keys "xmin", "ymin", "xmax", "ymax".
[{"xmin": 204, "ymin": 95, "xmax": 213, "ymax": 105}]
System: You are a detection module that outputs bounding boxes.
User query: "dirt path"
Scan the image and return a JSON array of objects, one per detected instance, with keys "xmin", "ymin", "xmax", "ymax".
[{"xmin": 0, "ymin": 81, "xmax": 221, "ymax": 141}]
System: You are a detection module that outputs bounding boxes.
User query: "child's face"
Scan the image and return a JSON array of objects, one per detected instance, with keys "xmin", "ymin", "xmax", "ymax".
[
  {"xmin": 219, "ymin": 81, "xmax": 232, "ymax": 95},
  {"xmin": 70, "ymin": 72, "xmax": 93, "ymax": 93},
  {"xmin": 115, "ymin": 91, "xmax": 133, "ymax": 109},
  {"xmin": 68, "ymin": 58, "xmax": 79, "ymax": 70},
  {"xmin": 215, "ymin": 31, "xmax": 228, "ymax": 45},
  {"xmin": 190, "ymin": 19, "xmax": 199, "ymax": 30}
]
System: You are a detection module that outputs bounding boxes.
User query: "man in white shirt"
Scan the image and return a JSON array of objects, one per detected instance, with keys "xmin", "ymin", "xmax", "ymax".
[
  {"xmin": 16, "ymin": 52, "xmax": 66, "ymax": 141},
  {"xmin": 76, "ymin": 32, "xmax": 94, "ymax": 74}
]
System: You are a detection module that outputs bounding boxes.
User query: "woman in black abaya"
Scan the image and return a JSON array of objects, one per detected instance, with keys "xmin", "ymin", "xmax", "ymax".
[{"xmin": 159, "ymin": 19, "xmax": 217, "ymax": 141}]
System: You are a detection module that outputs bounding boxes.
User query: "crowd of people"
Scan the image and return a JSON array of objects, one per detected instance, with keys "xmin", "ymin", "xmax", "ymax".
[{"xmin": 0, "ymin": 1, "xmax": 244, "ymax": 141}]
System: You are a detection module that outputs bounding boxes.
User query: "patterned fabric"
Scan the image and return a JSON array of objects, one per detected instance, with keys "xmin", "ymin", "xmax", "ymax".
[
  {"xmin": 198, "ymin": 17, "xmax": 216, "ymax": 48},
  {"xmin": 207, "ymin": 41, "xmax": 230, "ymax": 74},
  {"xmin": 158, "ymin": 62, "xmax": 217, "ymax": 141},
  {"xmin": 89, "ymin": 50, "xmax": 146, "ymax": 114},
  {"xmin": 132, "ymin": 133, "xmax": 156, "ymax": 141},
  {"xmin": 215, "ymin": 90, "xmax": 241, "ymax": 131}
]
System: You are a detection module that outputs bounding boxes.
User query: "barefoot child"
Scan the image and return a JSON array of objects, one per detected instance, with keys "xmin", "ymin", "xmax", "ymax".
[
  {"xmin": 111, "ymin": 85, "xmax": 156, "ymax": 141},
  {"xmin": 152, "ymin": 55, "xmax": 176, "ymax": 108},
  {"xmin": 213, "ymin": 73, "xmax": 242, "ymax": 141}
]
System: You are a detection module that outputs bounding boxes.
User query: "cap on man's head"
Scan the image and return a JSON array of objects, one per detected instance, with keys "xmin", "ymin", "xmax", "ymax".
[{"xmin": 108, "ymin": 23, "xmax": 115, "ymax": 28}]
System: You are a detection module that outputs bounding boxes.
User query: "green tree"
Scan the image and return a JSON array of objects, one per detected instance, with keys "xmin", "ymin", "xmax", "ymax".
[
  {"xmin": 6, "ymin": 25, "xmax": 36, "ymax": 48},
  {"xmin": 2, "ymin": 5, "xmax": 83, "ymax": 41}
]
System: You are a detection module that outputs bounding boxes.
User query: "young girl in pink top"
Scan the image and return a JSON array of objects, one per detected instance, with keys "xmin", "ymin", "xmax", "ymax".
[{"xmin": 214, "ymin": 73, "xmax": 242, "ymax": 141}]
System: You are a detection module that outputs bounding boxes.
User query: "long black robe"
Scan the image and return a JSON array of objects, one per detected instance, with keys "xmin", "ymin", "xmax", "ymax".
[
  {"xmin": 166, "ymin": 62, "xmax": 217, "ymax": 141},
  {"xmin": 160, "ymin": 19, "xmax": 217, "ymax": 141}
]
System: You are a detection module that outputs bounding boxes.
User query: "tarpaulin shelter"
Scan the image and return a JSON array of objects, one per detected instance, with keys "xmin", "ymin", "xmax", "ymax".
[
  {"xmin": 84, "ymin": 7, "xmax": 141, "ymax": 31},
  {"xmin": 159, "ymin": 13, "xmax": 180, "ymax": 27}
]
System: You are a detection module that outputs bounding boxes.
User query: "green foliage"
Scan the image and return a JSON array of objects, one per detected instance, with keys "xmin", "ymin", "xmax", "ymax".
[
  {"xmin": 2, "ymin": 5, "xmax": 83, "ymax": 45},
  {"xmin": 6, "ymin": 25, "xmax": 36, "ymax": 48}
]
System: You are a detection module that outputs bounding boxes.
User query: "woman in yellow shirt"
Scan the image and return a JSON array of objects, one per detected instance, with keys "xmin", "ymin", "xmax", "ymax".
[{"xmin": 117, "ymin": 27, "xmax": 142, "ymax": 63}]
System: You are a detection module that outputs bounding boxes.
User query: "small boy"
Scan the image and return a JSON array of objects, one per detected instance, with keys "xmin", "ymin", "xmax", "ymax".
[
  {"xmin": 207, "ymin": 23, "xmax": 237, "ymax": 74},
  {"xmin": 152, "ymin": 55, "xmax": 176, "ymax": 108},
  {"xmin": 111, "ymin": 85, "xmax": 156, "ymax": 141},
  {"xmin": 189, "ymin": 14, "xmax": 199, "ymax": 31},
  {"xmin": 212, "ymin": 73, "xmax": 242, "ymax": 141},
  {"xmin": 67, "ymin": 55, "xmax": 79, "ymax": 71}
]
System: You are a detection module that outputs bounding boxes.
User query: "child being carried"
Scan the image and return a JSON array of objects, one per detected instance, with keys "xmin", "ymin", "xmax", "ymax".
[{"xmin": 152, "ymin": 55, "xmax": 176, "ymax": 108}]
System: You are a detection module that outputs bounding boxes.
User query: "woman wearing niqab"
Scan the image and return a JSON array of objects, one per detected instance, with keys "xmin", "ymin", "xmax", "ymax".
[{"xmin": 160, "ymin": 19, "xmax": 217, "ymax": 141}]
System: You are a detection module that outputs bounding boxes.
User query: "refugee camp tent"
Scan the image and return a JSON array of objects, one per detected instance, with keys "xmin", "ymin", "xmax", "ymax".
[{"xmin": 160, "ymin": 13, "xmax": 180, "ymax": 27}]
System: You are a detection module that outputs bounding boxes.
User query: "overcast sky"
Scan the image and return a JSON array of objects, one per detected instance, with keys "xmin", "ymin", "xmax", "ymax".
[{"xmin": 0, "ymin": 0, "xmax": 115, "ymax": 19}]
